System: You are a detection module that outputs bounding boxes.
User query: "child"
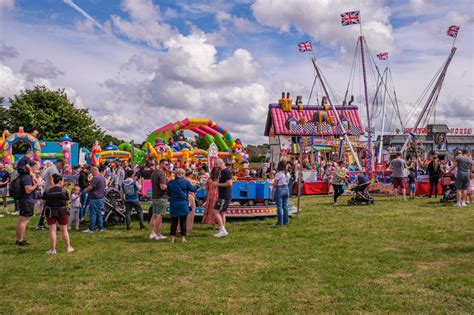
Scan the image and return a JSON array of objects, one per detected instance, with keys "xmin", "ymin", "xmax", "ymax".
[
  {"xmin": 408, "ymin": 168, "xmax": 416, "ymax": 200},
  {"xmin": 68, "ymin": 185, "xmax": 82, "ymax": 231}
]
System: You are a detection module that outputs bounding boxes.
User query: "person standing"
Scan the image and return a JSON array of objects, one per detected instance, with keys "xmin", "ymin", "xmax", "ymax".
[
  {"xmin": 273, "ymin": 160, "xmax": 290, "ymax": 226},
  {"xmin": 453, "ymin": 148, "xmax": 473, "ymax": 207},
  {"xmin": 390, "ymin": 152, "xmax": 408, "ymax": 201},
  {"xmin": 149, "ymin": 159, "xmax": 169, "ymax": 240},
  {"xmin": 428, "ymin": 155, "xmax": 442, "ymax": 198},
  {"xmin": 78, "ymin": 165, "xmax": 90, "ymax": 223},
  {"xmin": 167, "ymin": 168, "xmax": 199, "ymax": 243},
  {"xmin": 185, "ymin": 169, "xmax": 199, "ymax": 234},
  {"xmin": 43, "ymin": 174, "xmax": 74, "ymax": 254},
  {"xmin": 68, "ymin": 185, "xmax": 82, "ymax": 231},
  {"xmin": 121, "ymin": 170, "xmax": 145, "ymax": 230},
  {"xmin": 83, "ymin": 167, "xmax": 106, "ymax": 233},
  {"xmin": 37, "ymin": 159, "xmax": 64, "ymax": 230},
  {"xmin": 408, "ymin": 168, "xmax": 417, "ymax": 200},
  {"xmin": 0, "ymin": 163, "xmax": 10, "ymax": 216},
  {"xmin": 331, "ymin": 160, "xmax": 348, "ymax": 205},
  {"xmin": 114, "ymin": 161, "xmax": 125, "ymax": 190},
  {"xmin": 212, "ymin": 159, "xmax": 233, "ymax": 238},
  {"xmin": 202, "ymin": 167, "xmax": 220, "ymax": 225},
  {"xmin": 15, "ymin": 160, "xmax": 40, "ymax": 246}
]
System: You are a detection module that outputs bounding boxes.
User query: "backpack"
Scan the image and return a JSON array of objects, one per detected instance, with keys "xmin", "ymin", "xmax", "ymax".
[
  {"xmin": 9, "ymin": 175, "xmax": 24, "ymax": 199},
  {"xmin": 122, "ymin": 180, "xmax": 137, "ymax": 197}
]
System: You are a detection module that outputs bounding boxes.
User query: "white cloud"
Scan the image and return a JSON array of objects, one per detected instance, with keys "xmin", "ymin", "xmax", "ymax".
[
  {"xmin": 252, "ymin": 0, "xmax": 394, "ymax": 54},
  {"xmin": 410, "ymin": 0, "xmax": 425, "ymax": 12},
  {"xmin": 111, "ymin": 0, "xmax": 175, "ymax": 48},
  {"xmin": 160, "ymin": 32, "xmax": 259, "ymax": 88},
  {"xmin": 0, "ymin": 41, "xmax": 19, "ymax": 61},
  {"xmin": 0, "ymin": 64, "xmax": 25, "ymax": 98},
  {"xmin": 20, "ymin": 59, "xmax": 65, "ymax": 81}
]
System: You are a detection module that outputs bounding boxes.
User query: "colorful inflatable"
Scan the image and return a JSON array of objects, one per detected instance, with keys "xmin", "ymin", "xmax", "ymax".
[
  {"xmin": 58, "ymin": 135, "xmax": 75, "ymax": 175},
  {"xmin": 145, "ymin": 118, "xmax": 236, "ymax": 152},
  {"xmin": 1, "ymin": 128, "xmax": 42, "ymax": 166}
]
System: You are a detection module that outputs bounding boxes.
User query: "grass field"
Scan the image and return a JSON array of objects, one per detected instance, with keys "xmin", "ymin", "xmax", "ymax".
[{"xmin": 0, "ymin": 195, "xmax": 473, "ymax": 313}]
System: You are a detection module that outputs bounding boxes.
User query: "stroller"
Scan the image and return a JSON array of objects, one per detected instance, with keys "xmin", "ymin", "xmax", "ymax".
[
  {"xmin": 440, "ymin": 174, "xmax": 456, "ymax": 204},
  {"xmin": 347, "ymin": 181, "xmax": 374, "ymax": 205},
  {"xmin": 103, "ymin": 187, "xmax": 126, "ymax": 226}
]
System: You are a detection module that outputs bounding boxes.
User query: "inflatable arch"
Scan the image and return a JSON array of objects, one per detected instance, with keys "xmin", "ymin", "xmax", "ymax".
[
  {"xmin": 1, "ymin": 128, "xmax": 42, "ymax": 166},
  {"xmin": 146, "ymin": 118, "xmax": 236, "ymax": 152}
]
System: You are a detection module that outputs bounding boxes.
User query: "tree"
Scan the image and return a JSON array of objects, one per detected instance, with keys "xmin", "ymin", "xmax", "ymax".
[
  {"xmin": 0, "ymin": 97, "xmax": 7, "ymax": 132},
  {"xmin": 194, "ymin": 135, "xmax": 209, "ymax": 150},
  {"xmin": 6, "ymin": 86, "xmax": 107, "ymax": 147}
]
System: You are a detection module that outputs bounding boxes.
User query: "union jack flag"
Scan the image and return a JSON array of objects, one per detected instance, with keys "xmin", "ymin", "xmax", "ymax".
[
  {"xmin": 340, "ymin": 11, "xmax": 360, "ymax": 26},
  {"xmin": 298, "ymin": 41, "xmax": 313, "ymax": 52},
  {"xmin": 447, "ymin": 25, "xmax": 460, "ymax": 38},
  {"xmin": 377, "ymin": 52, "xmax": 389, "ymax": 60}
]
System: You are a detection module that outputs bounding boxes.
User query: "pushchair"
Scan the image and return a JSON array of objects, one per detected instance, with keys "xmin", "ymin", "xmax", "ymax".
[
  {"xmin": 347, "ymin": 181, "xmax": 374, "ymax": 205},
  {"xmin": 440, "ymin": 174, "xmax": 456, "ymax": 204},
  {"xmin": 103, "ymin": 187, "xmax": 126, "ymax": 226}
]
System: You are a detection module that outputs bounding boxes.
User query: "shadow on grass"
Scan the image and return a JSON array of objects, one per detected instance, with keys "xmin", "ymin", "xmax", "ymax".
[{"xmin": 441, "ymin": 246, "xmax": 474, "ymax": 254}]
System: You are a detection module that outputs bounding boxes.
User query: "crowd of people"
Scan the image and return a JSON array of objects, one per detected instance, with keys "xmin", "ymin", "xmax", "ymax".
[
  {"xmin": 2, "ymin": 145, "xmax": 471, "ymax": 254},
  {"xmin": 2, "ymin": 149, "xmax": 294, "ymax": 254}
]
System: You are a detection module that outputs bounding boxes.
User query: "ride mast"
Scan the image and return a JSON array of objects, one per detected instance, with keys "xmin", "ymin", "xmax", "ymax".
[{"xmin": 400, "ymin": 46, "xmax": 457, "ymax": 154}]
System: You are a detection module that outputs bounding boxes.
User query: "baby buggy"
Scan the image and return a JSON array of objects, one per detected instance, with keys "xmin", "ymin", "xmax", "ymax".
[
  {"xmin": 103, "ymin": 187, "xmax": 126, "ymax": 226},
  {"xmin": 347, "ymin": 181, "xmax": 374, "ymax": 205},
  {"xmin": 440, "ymin": 174, "xmax": 456, "ymax": 204}
]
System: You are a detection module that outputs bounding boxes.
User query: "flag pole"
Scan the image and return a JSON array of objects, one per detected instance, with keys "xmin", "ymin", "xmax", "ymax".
[
  {"xmin": 357, "ymin": 12, "xmax": 374, "ymax": 173},
  {"xmin": 377, "ymin": 60, "xmax": 389, "ymax": 164}
]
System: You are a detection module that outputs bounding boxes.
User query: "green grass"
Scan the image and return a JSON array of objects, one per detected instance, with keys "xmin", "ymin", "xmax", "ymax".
[{"xmin": 0, "ymin": 195, "xmax": 473, "ymax": 313}]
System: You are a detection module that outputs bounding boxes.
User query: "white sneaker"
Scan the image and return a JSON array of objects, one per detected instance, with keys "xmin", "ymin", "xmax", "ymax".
[
  {"xmin": 67, "ymin": 226, "xmax": 72, "ymax": 231},
  {"xmin": 46, "ymin": 249, "xmax": 57, "ymax": 255},
  {"xmin": 155, "ymin": 234, "xmax": 167, "ymax": 240},
  {"xmin": 214, "ymin": 230, "xmax": 228, "ymax": 238},
  {"xmin": 461, "ymin": 203, "xmax": 467, "ymax": 207},
  {"xmin": 0, "ymin": 214, "xmax": 4, "ymax": 218},
  {"xmin": 82, "ymin": 229, "xmax": 94, "ymax": 233},
  {"xmin": 67, "ymin": 246, "xmax": 75, "ymax": 253},
  {"xmin": 149, "ymin": 233, "xmax": 157, "ymax": 240},
  {"xmin": 454, "ymin": 203, "xmax": 462, "ymax": 207},
  {"xmin": 99, "ymin": 229, "xmax": 105, "ymax": 232},
  {"xmin": 11, "ymin": 211, "xmax": 19, "ymax": 216}
]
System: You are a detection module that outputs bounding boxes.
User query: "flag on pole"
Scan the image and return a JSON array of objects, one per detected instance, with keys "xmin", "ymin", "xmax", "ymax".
[
  {"xmin": 298, "ymin": 41, "xmax": 313, "ymax": 52},
  {"xmin": 447, "ymin": 25, "xmax": 460, "ymax": 37},
  {"xmin": 377, "ymin": 52, "xmax": 389, "ymax": 60},
  {"xmin": 340, "ymin": 11, "xmax": 360, "ymax": 26}
]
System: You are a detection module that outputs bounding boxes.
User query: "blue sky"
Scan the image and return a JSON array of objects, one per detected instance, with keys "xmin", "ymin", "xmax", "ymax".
[{"xmin": 0, "ymin": 0, "xmax": 472, "ymax": 144}]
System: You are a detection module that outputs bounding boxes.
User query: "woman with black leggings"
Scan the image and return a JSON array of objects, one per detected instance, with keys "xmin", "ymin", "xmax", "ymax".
[
  {"xmin": 167, "ymin": 168, "xmax": 198, "ymax": 243},
  {"xmin": 428, "ymin": 155, "xmax": 442, "ymax": 198},
  {"xmin": 332, "ymin": 160, "xmax": 348, "ymax": 205}
]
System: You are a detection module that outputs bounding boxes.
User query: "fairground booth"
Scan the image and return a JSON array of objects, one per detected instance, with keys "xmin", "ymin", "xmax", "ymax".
[{"xmin": 264, "ymin": 93, "xmax": 365, "ymax": 194}]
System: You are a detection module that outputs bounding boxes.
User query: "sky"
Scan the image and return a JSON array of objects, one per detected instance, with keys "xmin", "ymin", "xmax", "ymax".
[{"xmin": 0, "ymin": 0, "xmax": 472, "ymax": 145}]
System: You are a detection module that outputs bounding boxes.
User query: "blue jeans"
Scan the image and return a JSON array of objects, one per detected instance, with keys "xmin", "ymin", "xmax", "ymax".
[
  {"xmin": 79, "ymin": 189, "xmax": 89, "ymax": 220},
  {"xmin": 274, "ymin": 186, "xmax": 289, "ymax": 225},
  {"xmin": 88, "ymin": 198, "xmax": 104, "ymax": 231}
]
